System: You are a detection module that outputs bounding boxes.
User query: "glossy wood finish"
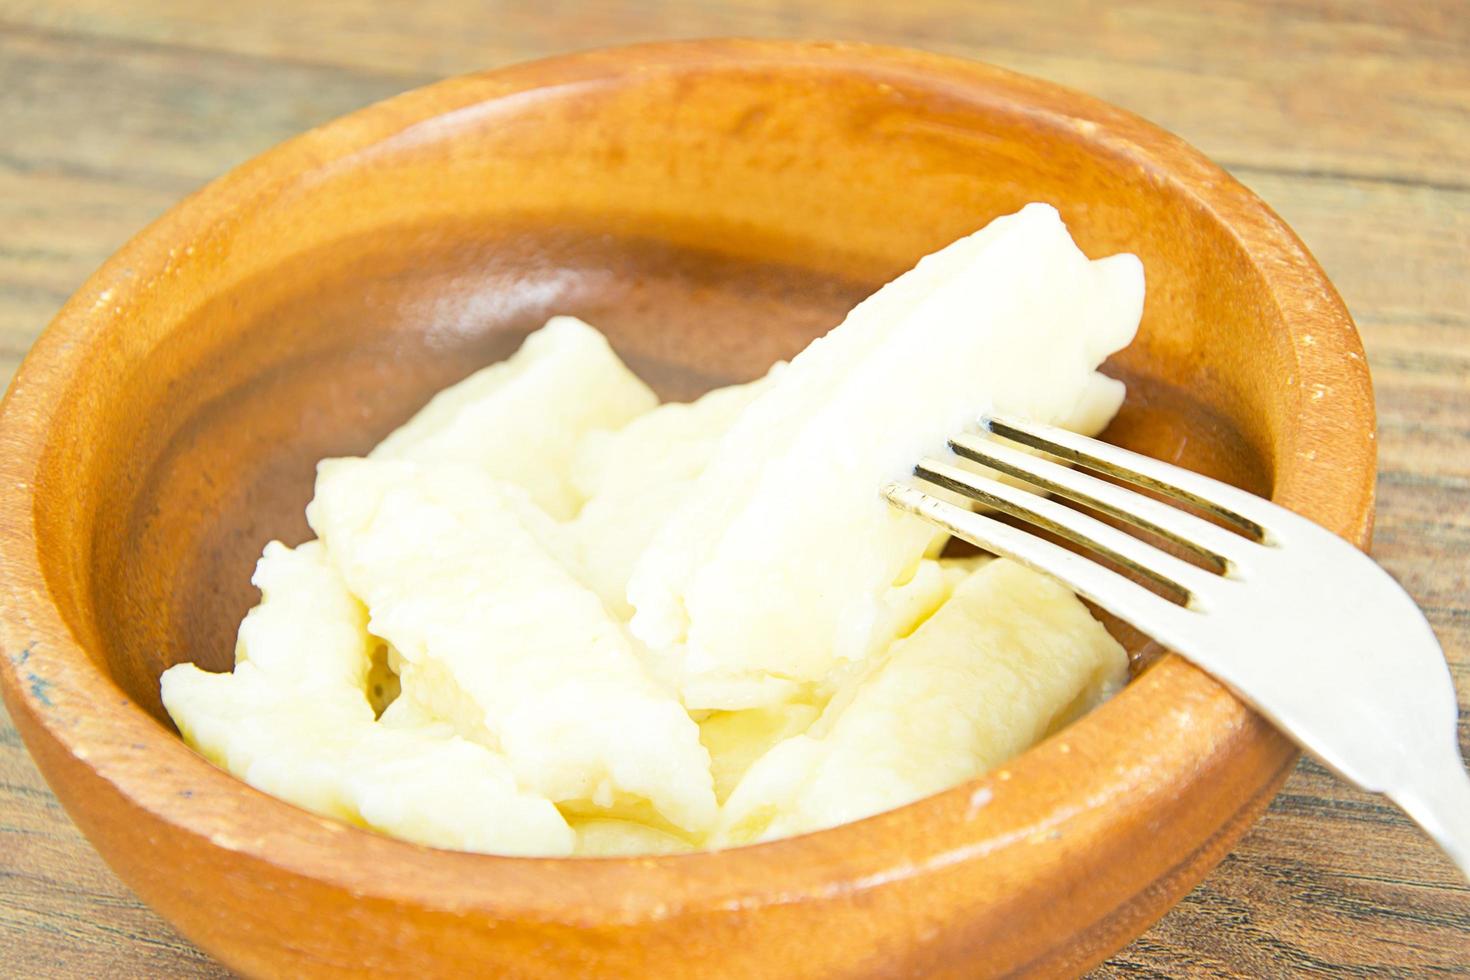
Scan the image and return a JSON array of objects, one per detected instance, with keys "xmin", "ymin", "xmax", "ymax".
[{"xmin": 0, "ymin": 37, "xmax": 1383, "ymax": 979}]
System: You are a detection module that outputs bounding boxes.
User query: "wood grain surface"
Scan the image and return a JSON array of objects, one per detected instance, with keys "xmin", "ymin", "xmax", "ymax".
[{"xmin": 0, "ymin": 1, "xmax": 1465, "ymax": 976}]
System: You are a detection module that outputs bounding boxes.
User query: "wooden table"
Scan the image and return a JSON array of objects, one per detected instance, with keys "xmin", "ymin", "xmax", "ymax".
[{"xmin": 1, "ymin": 1, "xmax": 1466, "ymax": 974}]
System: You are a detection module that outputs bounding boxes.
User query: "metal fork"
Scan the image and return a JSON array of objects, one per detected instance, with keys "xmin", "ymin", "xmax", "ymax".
[{"xmin": 884, "ymin": 412, "xmax": 1470, "ymax": 878}]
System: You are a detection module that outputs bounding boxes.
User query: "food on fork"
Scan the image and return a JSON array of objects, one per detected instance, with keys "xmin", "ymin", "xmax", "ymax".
[
  {"xmin": 162, "ymin": 202, "xmax": 1143, "ymax": 855},
  {"xmin": 626, "ymin": 204, "xmax": 1139, "ymax": 710}
]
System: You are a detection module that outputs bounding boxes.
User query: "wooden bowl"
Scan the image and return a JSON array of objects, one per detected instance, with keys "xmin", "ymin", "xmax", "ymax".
[{"xmin": 0, "ymin": 40, "xmax": 1374, "ymax": 978}]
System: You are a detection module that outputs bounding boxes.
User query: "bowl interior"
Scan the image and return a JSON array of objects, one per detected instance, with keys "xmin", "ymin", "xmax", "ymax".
[{"xmin": 35, "ymin": 54, "xmax": 1280, "ymax": 729}]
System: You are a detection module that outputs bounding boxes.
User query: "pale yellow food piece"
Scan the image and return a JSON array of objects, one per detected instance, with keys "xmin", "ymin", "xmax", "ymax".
[
  {"xmin": 164, "ymin": 663, "xmax": 371, "ymax": 821},
  {"xmin": 571, "ymin": 818, "xmax": 695, "ymax": 856},
  {"xmin": 938, "ymin": 554, "xmax": 990, "ymax": 585},
  {"xmin": 695, "ymin": 556, "xmax": 962, "ymax": 801},
  {"xmin": 920, "ymin": 370, "xmax": 1126, "ymax": 555},
  {"xmin": 677, "ymin": 556, "xmax": 963, "ymax": 710},
  {"xmin": 346, "ymin": 727, "xmax": 570, "ymax": 855},
  {"xmin": 699, "ymin": 701, "xmax": 822, "ymax": 804},
  {"xmin": 808, "ymin": 556, "xmax": 983, "ymax": 711},
  {"xmin": 161, "ymin": 542, "xmax": 573, "ymax": 856},
  {"xmin": 628, "ymin": 204, "xmax": 1143, "ymax": 709},
  {"xmin": 307, "ymin": 457, "xmax": 718, "ymax": 835},
  {"xmin": 168, "ymin": 668, "xmax": 575, "ymax": 855},
  {"xmin": 370, "ymin": 315, "xmax": 658, "ymax": 519},
  {"xmin": 377, "ymin": 687, "xmax": 446, "ymax": 730},
  {"xmin": 570, "ymin": 374, "xmax": 775, "ymax": 618},
  {"xmin": 1067, "ymin": 371, "xmax": 1127, "ymax": 437},
  {"xmin": 882, "ymin": 557, "xmax": 963, "ymax": 641},
  {"xmin": 230, "ymin": 540, "xmax": 370, "ymax": 693},
  {"xmin": 571, "ymin": 374, "xmax": 778, "ymax": 500},
  {"xmin": 717, "ymin": 559, "xmax": 1128, "ymax": 845}
]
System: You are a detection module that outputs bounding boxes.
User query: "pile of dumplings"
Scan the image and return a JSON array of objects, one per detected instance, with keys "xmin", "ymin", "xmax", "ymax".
[{"xmin": 163, "ymin": 204, "xmax": 1141, "ymax": 856}]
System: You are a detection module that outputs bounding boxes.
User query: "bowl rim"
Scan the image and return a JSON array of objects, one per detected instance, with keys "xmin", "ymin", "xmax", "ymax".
[{"xmin": 0, "ymin": 37, "xmax": 1374, "ymax": 938}]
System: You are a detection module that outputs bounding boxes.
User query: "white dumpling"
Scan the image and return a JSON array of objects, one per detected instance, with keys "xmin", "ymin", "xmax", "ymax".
[
  {"xmin": 306, "ymin": 457, "xmax": 718, "ymax": 835},
  {"xmin": 371, "ymin": 315, "xmax": 658, "ymax": 519},
  {"xmin": 698, "ymin": 700, "xmax": 823, "ymax": 805},
  {"xmin": 717, "ymin": 559, "xmax": 1128, "ymax": 844},
  {"xmin": 628, "ymin": 203, "xmax": 1143, "ymax": 709},
  {"xmin": 570, "ymin": 373, "xmax": 775, "ymax": 618},
  {"xmin": 571, "ymin": 818, "xmax": 695, "ymax": 856},
  {"xmin": 161, "ymin": 542, "xmax": 573, "ymax": 856}
]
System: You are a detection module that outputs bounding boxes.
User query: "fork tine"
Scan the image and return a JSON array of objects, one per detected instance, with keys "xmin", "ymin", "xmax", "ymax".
[
  {"xmin": 949, "ymin": 432, "xmax": 1253, "ymax": 570},
  {"xmin": 983, "ymin": 412, "xmax": 1268, "ymax": 540},
  {"xmin": 915, "ymin": 458, "xmax": 1220, "ymax": 604},
  {"xmin": 883, "ymin": 482, "xmax": 1196, "ymax": 633}
]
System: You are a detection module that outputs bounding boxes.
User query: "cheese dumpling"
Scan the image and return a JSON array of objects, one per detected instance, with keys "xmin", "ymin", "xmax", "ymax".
[
  {"xmin": 307, "ymin": 457, "xmax": 718, "ymax": 835},
  {"xmin": 570, "ymin": 374, "xmax": 775, "ymax": 618},
  {"xmin": 161, "ymin": 541, "xmax": 573, "ymax": 856},
  {"xmin": 372, "ymin": 315, "xmax": 657, "ymax": 519},
  {"xmin": 718, "ymin": 559, "xmax": 1128, "ymax": 844},
  {"xmin": 628, "ymin": 203, "xmax": 1143, "ymax": 710}
]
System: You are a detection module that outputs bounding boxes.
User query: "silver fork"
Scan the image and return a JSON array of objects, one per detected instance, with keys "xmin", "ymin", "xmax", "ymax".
[{"xmin": 884, "ymin": 412, "xmax": 1470, "ymax": 878}]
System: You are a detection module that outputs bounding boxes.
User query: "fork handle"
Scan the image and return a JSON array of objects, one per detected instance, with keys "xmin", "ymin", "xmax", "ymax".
[{"xmin": 1391, "ymin": 760, "xmax": 1470, "ymax": 879}]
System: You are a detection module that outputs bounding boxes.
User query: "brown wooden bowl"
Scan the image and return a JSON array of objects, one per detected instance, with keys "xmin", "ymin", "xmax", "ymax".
[{"xmin": 0, "ymin": 40, "xmax": 1374, "ymax": 978}]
